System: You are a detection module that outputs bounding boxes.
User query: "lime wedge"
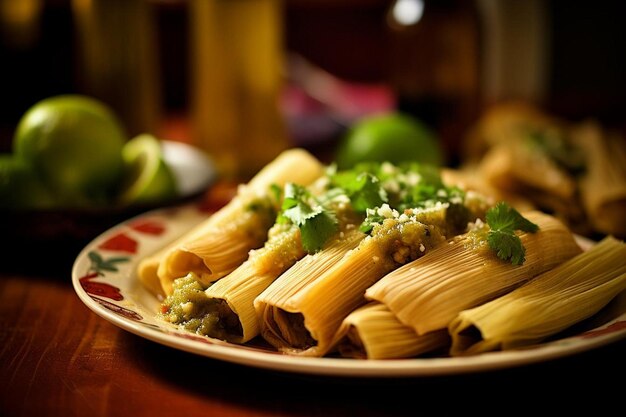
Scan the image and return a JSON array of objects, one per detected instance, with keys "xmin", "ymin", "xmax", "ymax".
[{"xmin": 117, "ymin": 134, "xmax": 178, "ymax": 206}]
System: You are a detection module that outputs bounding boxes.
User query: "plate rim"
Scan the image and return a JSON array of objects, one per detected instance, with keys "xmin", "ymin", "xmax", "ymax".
[{"xmin": 71, "ymin": 203, "xmax": 626, "ymax": 378}]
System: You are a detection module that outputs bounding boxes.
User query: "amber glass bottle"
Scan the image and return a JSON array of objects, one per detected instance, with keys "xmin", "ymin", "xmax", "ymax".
[{"xmin": 189, "ymin": 0, "xmax": 290, "ymax": 181}]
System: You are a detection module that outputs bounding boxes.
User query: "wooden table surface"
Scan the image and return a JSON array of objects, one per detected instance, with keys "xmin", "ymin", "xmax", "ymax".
[{"xmin": 2, "ymin": 217, "xmax": 625, "ymax": 417}]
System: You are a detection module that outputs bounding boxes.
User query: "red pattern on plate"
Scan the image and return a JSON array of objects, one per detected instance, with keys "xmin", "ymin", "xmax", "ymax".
[
  {"xmin": 79, "ymin": 272, "xmax": 124, "ymax": 301},
  {"xmin": 98, "ymin": 232, "xmax": 138, "ymax": 253},
  {"xmin": 129, "ymin": 219, "xmax": 166, "ymax": 235},
  {"xmin": 91, "ymin": 296, "xmax": 143, "ymax": 321}
]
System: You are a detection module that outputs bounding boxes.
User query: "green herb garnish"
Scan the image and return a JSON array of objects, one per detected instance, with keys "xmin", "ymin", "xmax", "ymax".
[
  {"xmin": 485, "ymin": 202, "xmax": 539, "ymax": 265},
  {"xmin": 527, "ymin": 129, "xmax": 585, "ymax": 176},
  {"xmin": 329, "ymin": 170, "xmax": 387, "ymax": 213},
  {"xmin": 279, "ymin": 183, "xmax": 338, "ymax": 253}
]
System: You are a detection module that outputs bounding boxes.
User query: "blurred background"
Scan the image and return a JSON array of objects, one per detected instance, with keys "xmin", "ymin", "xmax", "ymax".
[{"xmin": 1, "ymin": 0, "xmax": 625, "ymax": 169}]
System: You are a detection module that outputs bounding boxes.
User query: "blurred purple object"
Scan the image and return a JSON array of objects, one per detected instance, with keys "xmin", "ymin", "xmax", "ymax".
[{"xmin": 282, "ymin": 54, "xmax": 396, "ymax": 147}]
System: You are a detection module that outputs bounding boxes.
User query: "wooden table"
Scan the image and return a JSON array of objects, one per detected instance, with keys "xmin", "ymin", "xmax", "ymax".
[{"xmin": 2, "ymin": 230, "xmax": 625, "ymax": 417}]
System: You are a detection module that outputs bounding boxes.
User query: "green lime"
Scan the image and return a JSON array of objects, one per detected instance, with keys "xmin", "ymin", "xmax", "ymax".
[
  {"xmin": 117, "ymin": 134, "xmax": 178, "ymax": 206},
  {"xmin": 13, "ymin": 94, "xmax": 127, "ymax": 205},
  {"xmin": 335, "ymin": 112, "xmax": 443, "ymax": 169},
  {"xmin": 0, "ymin": 154, "xmax": 56, "ymax": 209}
]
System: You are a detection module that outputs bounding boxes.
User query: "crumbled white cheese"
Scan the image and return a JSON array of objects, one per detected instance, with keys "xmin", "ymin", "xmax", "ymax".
[
  {"xmin": 468, "ymin": 218, "xmax": 485, "ymax": 231},
  {"xmin": 404, "ymin": 171, "xmax": 422, "ymax": 186},
  {"xmin": 450, "ymin": 195, "xmax": 463, "ymax": 205},
  {"xmin": 377, "ymin": 204, "xmax": 395, "ymax": 218},
  {"xmin": 383, "ymin": 179, "xmax": 400, "ymax": 194},
  {"xmin": 181, "ymin": 302, "xmax": 194, "ymax": 315},
  {"xmin": 381, "ymin": 162, "xmax": 395, "ymax": 175}
]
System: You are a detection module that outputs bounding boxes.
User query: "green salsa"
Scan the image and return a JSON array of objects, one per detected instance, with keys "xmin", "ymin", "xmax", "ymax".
[{"xmin": 159, "ymin": 272, "xmax": 243, "ymax": 341}]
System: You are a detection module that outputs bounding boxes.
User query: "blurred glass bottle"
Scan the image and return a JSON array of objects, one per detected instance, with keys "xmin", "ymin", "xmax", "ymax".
[
  {"xmin": 72, "ymin": 0, "xmax": 161, "ymax": 137},
  {"xmin": 189, "ymin": 0, "xmax": 289, "ymax": 181},
  {"xmin": 385, "ymin": 0, "xmax": 481, "ymax": 166}
]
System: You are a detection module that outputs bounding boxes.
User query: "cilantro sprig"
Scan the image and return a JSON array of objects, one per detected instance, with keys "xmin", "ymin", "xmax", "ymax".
[
  {"xmin": 279, "ymin": 161, "xmax": 471, "ymax": 252},
  {"xmin": 332, "ymin": 162, "xmax": 466, "ymax": 234},
  {"xmin": 485, "ymin": 202, "xmax": 539, "ymax": 265},
  {"xmin": 329, "ymin": 170, "xmax": 387, "ymax": 213},
  {"xmin": 279, "ymin": 183, "xmax": 338, "ymax": 253}
]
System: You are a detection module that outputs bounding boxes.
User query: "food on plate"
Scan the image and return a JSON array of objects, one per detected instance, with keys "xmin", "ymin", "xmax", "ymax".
[
  {"xmin": 160, "ymin": 158, "xmax": 484, "ymax": 346},
  {"xmin": 153, "ymin": 148, "xmax": 325, "ymax": 294},
  {"xmin": 458, "ymin": 100, "xmax": 626, "ymax": 238},
  {"xmin": 332, "ymin": 302, "xmax": 450, "ymax": 359},
  {"xmin": 255, "ymin": 167, "xmax": 489, "ymax": 357},
  {"xmin": 365, "ymin": 210, "xmax": 582, "ymax": 336},
  {"xmin": 449, "ymin": 236, "xmax": 626, "ymax": 355},
  {"xmin": 462, "ymin": 100, "xmax": 571, "ymax": 164},
  {"xmin": 195, "ymin": 181, "xmax": 362, "ymax": 344},
  {"xmin": 573, "ymin": 122, "xmax": 626, "ymax": 237},
  {"xmin": 138, "ymin": 146, "xmax": 625, "ymax": 360}
]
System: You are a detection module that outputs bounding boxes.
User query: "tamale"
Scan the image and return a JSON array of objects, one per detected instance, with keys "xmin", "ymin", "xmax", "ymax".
[
  {"xmin": 332, "ymin": 302, "xmax": 449, "ymax": 359},
  {"xmin": 155, "ymin": 148, "xmax": 324, "ymax": 294},
  {"xmin": 449, "ymin": 236, "xmax": 626, "ymax": 355},
  {"xmin": 366, "ymin": 211, "xmax": 583, "ymax": 336}
]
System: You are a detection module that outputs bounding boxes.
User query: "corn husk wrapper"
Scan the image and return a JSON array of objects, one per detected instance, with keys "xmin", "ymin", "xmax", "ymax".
[
  {"xmin": 202, "ymin": 224, "xmax": 304, "ymax": 343},
  {"xmin": 441, "ymin": 167, "xmax": 534, "ymax": 214},
  {"xmin": 462, "ymin": 101, "xmax": 568, "ymax": 163},
  {"xmin": 331, "ymin": 302, "xmax": 449, "ymax": 359},
  {"xmin": 478, "ymin": 140, "xmax": 578, "ymax": 208},
  {"xmin": 574, "ymin": 122, "xmax": 626, "ymax": 237},
  {"xmin": 137, "ymin": 208, "xmax": 221, "ymax": 298},
  {"xmin": 449, "ymin": 236, "xmax": 626, "ymax": 355},
  {"xmin": 255, "ymin": 199, "xmax": 488, "ymax": 357},
  {"xmin": 254, "ymin": 228, "xmax": 366, "ymax": 354},
  {"xmin": 201, "ymin": 202, "xmax": 361, "ymax": 344},
  {"xmin": 138, "ymin": 241, "xmax": 179, "ymax": 299},
  {"xmin": 155, "ymin": 148, "xmax": 324, "ymax": 295},
  {"xmin": 366, "ymin": 211, "xmax": 583, "ymax": 336}
]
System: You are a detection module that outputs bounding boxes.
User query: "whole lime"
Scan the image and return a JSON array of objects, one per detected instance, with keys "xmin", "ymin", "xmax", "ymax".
[
  {"xmin": 0, "ymin": 154, "xmax": 56, "ymax": 209},
  {"xmin": 335, "ymin": 112, "xmax": 443, "ymax": 169},
  {"xmin": 13, "ymin": 95, "xmax": 127, "ymax": 205}
]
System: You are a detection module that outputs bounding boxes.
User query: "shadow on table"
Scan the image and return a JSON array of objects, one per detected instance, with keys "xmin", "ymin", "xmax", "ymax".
[{"xmin": 121, "ymin": 330, "xmax": 624, "ymax": 416}]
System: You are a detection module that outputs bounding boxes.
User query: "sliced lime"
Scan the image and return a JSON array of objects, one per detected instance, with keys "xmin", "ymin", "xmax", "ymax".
[{"xmin": 117, "ymin": 134, "xmax": 178, "ymax": 206}]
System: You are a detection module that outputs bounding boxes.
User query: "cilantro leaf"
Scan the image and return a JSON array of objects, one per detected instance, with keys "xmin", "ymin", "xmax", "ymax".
[
  {"xmin": 359, "ymin": 208, "xmax": 384, "ymax": 234},
  {"xmin": 279, "ymin": 183, "xmax": 338, "ymax": 253},
  {"xmin": 487, "ymin": 230, "xmax": 526, "ymax": 265},
  {"xmin": 485, "ymin": 202, "xmax": 539, "ymax": 265},
  {"xmin": 329, "ymin": 171, "xmax": 387, "ymax": 213},
  {"xmin": 485, "ymin": 202, "xmax": 539, "ymax": 234},
  {"xmin": 281, "ymin": 183, "xmax": 319, "ymax": 224},
  {"xmin": 299, "ymin": 210, "xmax": 338, "ymax": 253}
]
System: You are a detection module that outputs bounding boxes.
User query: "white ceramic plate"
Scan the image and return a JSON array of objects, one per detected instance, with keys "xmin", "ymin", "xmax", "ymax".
[{"xmin": 72, "ymin": 202, "xmax": 626, "ymax": 377}]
